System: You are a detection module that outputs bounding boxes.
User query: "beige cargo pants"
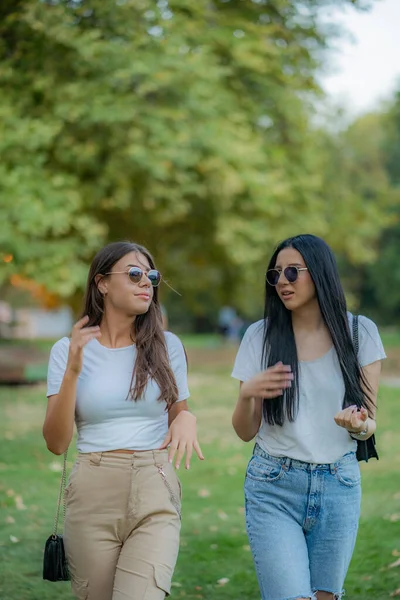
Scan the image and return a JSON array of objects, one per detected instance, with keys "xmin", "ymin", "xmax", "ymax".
[{"xmin": 63, "ymin": 450, "xmax": 182, "ymax": 600}]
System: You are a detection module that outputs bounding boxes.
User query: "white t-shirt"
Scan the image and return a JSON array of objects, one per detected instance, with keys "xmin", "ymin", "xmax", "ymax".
[
  {"xmin": 47, "ymin": 332, "xmax": 190, "ymax": 453},
  {"xmin": 232, "ymin": 313, "xmax": 386, "ymax": 463}
]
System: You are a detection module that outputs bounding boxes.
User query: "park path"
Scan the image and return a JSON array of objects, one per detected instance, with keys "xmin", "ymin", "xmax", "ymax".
[{"xmin": 382, "ymin": 376, "xmax": 400, "ymax": 388}]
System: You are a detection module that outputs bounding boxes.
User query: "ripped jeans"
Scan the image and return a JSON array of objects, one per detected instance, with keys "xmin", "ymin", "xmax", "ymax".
[{"xmin": 244, "ymin": 444, "xmax": 361, "ymax": 600}]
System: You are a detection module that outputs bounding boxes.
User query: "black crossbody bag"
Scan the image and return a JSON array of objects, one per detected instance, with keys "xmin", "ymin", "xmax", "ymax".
[
  {"xmin": 43, "ymin": 451, "xmax": 70, "ymax": 582},
  {"xmin": 353, "ymin": 315, "xmax": 379, "ymax": 463}
]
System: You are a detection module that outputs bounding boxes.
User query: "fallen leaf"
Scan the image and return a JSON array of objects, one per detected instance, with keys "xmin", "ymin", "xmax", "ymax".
[
  {"xmin": 392, "ymin": 549, "xmax": 400, "ymax": 557},
  {"xmin": 389, "ymin": 558, "xmax": 400, "ymax": 569},
  {"xmin": 197, "ymin": 489, "xmax": 210, "ymax": 498},
  {"xmin": 386, "ymin": 514, "xmax": 400, "ymax": 522},
  {"xmin": 15, "ymin": 496, "xmax": 26, "ymax": 511},
  {"xmin": 390, "ymin": 589, "xmax": 400, "ymax": 597},
  {"xmin": 5, "ymin": 516, "xmax": 15, "ymax": 524},
  {"xmin": 243, "ymin": 545, "xmax": 251, "ymax": 552},
  {"xmin": 217, "ymin": 510, "xmax": 228, "ymax": 521},
  {"xmin": 6, "ymin": 489, "xmax": 15, "ymax": 497},
  {"xmin": 210, "ymin": 544, "xmax": 218, "ymax": 550},
  {"xmin": 10, "ymin": 535, "xmax": 19, "ymax": 543},
  {"xmin": 171, "ymin": 582, "xmax": 182, "ymax": 588},
  {"xmin": 217, "ymin": 578, "xmax": 230, "ymax": 586},
  {"xmin": 49, "ymin": 461, "xmax": 63, "ymax": 472}
]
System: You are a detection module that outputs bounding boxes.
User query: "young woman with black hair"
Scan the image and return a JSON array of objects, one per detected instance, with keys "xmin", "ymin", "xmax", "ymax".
[
  {"xmin": 232, "ymin": 234, "xmax": 385, "ymax": 600},
  {"xmin": 43, "ymin": 241, "xmax": 203, "ymax": 600}
]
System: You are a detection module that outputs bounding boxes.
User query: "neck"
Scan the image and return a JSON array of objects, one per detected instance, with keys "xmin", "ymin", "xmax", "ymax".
[
  {"xmin": 291, "ymin": 298, "xmax": 324, "ymax": 332},
  {"xmin": 99, "ymin": 310, "xmax": 136, "ymax": 348}
]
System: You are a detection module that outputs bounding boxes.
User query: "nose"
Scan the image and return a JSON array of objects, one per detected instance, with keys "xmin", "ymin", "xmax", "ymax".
[
  {"xmin": 277, "ymin": 271, "xmax": 290, "ymax": 285},
  {"xmin": 139, "ymin": 273, "xmax": 151, "ymax": 287}
]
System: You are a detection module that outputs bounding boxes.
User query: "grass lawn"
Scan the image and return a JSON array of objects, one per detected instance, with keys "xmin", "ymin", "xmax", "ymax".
[{"xmin": 0, "ymin": 349, "xmax": 400, "ymax": 600}]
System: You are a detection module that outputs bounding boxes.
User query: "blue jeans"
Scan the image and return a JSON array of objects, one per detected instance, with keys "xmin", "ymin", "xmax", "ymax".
[{"xmin": 244, "ymin": 444, "xmax": 361, "ymax": 600}]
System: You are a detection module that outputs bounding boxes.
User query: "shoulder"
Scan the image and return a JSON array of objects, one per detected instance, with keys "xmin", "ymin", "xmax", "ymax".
[
  {"xmin": 50, "ymin": 336, "xmax": 70, "ymax": 357},
  {"xmin": 164, "ymin": 331, "xmax": 185, "ymax": 355},
  {"xmin": 349, "ymin": 312, "xmax": 386, "ymax": 364},
  {"xmin": 242, "ymin": 319, "xmax": 265, "ymax": 343},
  {"xmin": 348, "ymin": 312, "xmax": 380, "ymax": 338}
]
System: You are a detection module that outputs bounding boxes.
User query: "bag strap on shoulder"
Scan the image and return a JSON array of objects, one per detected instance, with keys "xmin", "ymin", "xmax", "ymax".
[{"xmin": 352, "ymin": 314, "xmax": 359, "ymax": 356}]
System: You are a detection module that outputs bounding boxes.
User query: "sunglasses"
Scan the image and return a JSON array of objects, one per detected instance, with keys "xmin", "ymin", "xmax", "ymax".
[
  {"xmin": 266, "ymin": 266, "xmax": 308, "ymax": 286},
  {"xmin": 105, "ymin": 267, "xmax": 161, "ymax": 287}
]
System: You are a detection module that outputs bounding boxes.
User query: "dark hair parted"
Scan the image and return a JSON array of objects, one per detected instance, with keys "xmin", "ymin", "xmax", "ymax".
[
  {"xmin": 81, "ymin": 241, "xmax": 179, "ymax": 408},
  {"xmin": 262, "ymin": 234, "xmax": 374, "ymax": 426}
]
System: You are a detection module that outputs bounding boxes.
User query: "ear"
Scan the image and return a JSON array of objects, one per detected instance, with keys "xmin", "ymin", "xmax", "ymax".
[{"xmin": 95, "ymin": 274, "xmax": 108, "ymax": 296}]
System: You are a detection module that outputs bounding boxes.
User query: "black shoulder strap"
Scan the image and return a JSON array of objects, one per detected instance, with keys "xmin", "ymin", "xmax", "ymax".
[
  {"xmin": 352, "ymin": 313, "xmax": 379, "ymax": 463},
  {"xmin": 352, "ymin": 315, "xmax": 359, "ymax": 355}
]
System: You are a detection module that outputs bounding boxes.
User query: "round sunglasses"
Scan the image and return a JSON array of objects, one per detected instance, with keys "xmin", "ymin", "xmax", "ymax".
[
  {"xmin": 105, "ymin": 267, "xmax": 161, "ymax": 287},
  {"xmin": 266, "ymin": 266, "xmax": 308, "ymax": 286}
]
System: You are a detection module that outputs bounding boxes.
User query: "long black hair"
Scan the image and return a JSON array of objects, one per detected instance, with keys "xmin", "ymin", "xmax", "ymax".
[{"xmin": 262, "ymin": 234, "xmax": 374, "ymax": 426}]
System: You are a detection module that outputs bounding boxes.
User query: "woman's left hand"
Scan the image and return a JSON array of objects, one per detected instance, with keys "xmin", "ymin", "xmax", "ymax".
[
  {"xmin": 159, "ymin": 411, "xmax": 204, "ymax": 470},
  {"xmin": 334, "ymin": 405, "xmax": 369, "ymax": 433}
]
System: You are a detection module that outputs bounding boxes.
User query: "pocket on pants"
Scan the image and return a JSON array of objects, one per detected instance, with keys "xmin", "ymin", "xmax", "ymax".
[
  {"xmin": 64, "ymin": 461, "xmax": 81, "ymax": 504},
  {"xmin": 246, "ymin": 455, "xmax": 284, "ymax": 483},
  {"xmin": 146, "ymin": 564, "xmax": 172, "ymax": 598},
  {"xmin": 156, "ymin": 463, "xmax": 182, "ymax": 520},
  {"xmin": 335, "ymin": 458, "xmax": 361, "ymax": 487},
  {"xmin": 71, "ymin": 576, "xmax": 89, "ymax": 599}
]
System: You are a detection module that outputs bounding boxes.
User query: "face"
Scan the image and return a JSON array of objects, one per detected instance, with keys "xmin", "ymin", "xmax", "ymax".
[
  {"xmin": 98, "ymin": 251, "xmax": 156, "ymax": 317},
  {"xmin": 272, "ymin": 247, "xmax": 316, "ymax": 311}
]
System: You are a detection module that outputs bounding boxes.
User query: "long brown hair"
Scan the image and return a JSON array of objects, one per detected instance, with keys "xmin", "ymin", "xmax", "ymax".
[{"xmin": 81, "ymin": 241, "xmax": 179, "ymax": 408}]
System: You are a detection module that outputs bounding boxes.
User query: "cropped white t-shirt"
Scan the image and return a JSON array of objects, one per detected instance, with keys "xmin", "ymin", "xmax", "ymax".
[
  {"xmin": 47, "ymin": 332, "xmax": 190, "ymax": 453},
  {"xmin": 232, "ymin": 313, "xmax": 386, "ymax": 463}
]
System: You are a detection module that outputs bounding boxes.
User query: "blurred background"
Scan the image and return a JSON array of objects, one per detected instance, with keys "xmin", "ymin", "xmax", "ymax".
[{"xmin": 0, "ymin": 1, "xmax": 399, "ymax": 599}]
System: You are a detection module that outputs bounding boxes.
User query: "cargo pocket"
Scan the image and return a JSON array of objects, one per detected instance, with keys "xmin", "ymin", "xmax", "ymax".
[
  {"xmin": 71, "ymin": 576, "xmax": 89, "ymax": 599},
  {"xmin": 147, "ymin": 564, "xmax": 172, "ymax": 598}
]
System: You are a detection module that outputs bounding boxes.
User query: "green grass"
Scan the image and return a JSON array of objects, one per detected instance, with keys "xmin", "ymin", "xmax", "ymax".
[
  {"xmin": 1, "ymin": 356, "xmax": 400, "ymax": 600},
  {"xmin": 381, "ymin": 328, "xmax": 400, "ymax": 349}
]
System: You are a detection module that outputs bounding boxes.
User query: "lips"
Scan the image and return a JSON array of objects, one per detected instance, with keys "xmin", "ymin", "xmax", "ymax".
[
  {"xmin": 280, "ymin": 291, "xmax": 294, "ymax": 301},
  {"xmin": 136, "ymin": 294, "xmax": 150, "ymax": 300}
]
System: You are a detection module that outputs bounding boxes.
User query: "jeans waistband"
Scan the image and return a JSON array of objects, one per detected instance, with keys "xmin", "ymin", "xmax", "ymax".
[{"xmin": 253, "ymin": 443, "xmax": 356, "ymax": 472}]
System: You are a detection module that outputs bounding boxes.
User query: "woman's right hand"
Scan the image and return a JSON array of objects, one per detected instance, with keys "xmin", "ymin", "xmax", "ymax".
[
  {"xmin": 240, "ymin": 362, "xmax": 293, "ymax": 401},
  {"xmin": 66, "ymin": 316, "xmax": 102, "ymax": 375}
]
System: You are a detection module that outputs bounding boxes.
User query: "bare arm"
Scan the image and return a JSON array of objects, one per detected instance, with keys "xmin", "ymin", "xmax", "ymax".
[
  {"xmin": 43, "ymin": 371, "xmax": 79, "ymax": 455},
  {"xmin": 232, "ymin": 363, "xmax": 293, "ymax": 442},
  {"xmin": 232, "ymin": 383, "xmax": 263, "ymax": 442},
  {"xmin": 43, "ymin": 316, "xmax": 101, "ymax": 455}
]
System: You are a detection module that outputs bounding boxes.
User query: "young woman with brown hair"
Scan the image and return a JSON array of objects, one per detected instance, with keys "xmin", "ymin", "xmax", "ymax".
[{"xmin": 43, "ymin": 241, "xmax": 203, "ymax": 600}]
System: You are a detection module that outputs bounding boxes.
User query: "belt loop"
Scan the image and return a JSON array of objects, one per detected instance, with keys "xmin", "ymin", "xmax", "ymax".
[
  {"xmin": 152, "ymin": 449, "xmax": 160, "ymax": 467},
  {"xmin": 90, "ymin": 452, "xmax": 102, "ymax": 466},
  {"xmin": 284, "ymin": 457, "xmax": 291, "ymax": 469}
]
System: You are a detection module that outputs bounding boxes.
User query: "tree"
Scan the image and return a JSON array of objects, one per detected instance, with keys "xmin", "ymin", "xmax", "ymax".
[{"xmin": 0, "ymin": 0, "xmax": 385, "ymax": 323}]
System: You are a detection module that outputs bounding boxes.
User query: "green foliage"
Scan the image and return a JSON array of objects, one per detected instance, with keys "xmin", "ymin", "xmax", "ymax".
[{"xmin": 0, "ymin": 0, "xmax": 390, "ymax": 321}]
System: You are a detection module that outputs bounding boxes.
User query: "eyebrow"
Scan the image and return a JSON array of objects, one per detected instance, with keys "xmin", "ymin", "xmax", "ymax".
[
  {"xmin": 126, "ymin": 263, "xmax": 152, "ymax": 271},
  {"xmin": 274, "ymin": 263, "xmax": 305, "ymax": 268}
]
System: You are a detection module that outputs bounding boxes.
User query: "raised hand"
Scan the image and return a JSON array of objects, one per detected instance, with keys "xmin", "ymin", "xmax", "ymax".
[
  {"xmin": 67, "ymin": 316, "xmax": 102, "ymax": 375},
  {"xmin": 240, "ymin": 362, "xmax": 293, "ymax": 401}
]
